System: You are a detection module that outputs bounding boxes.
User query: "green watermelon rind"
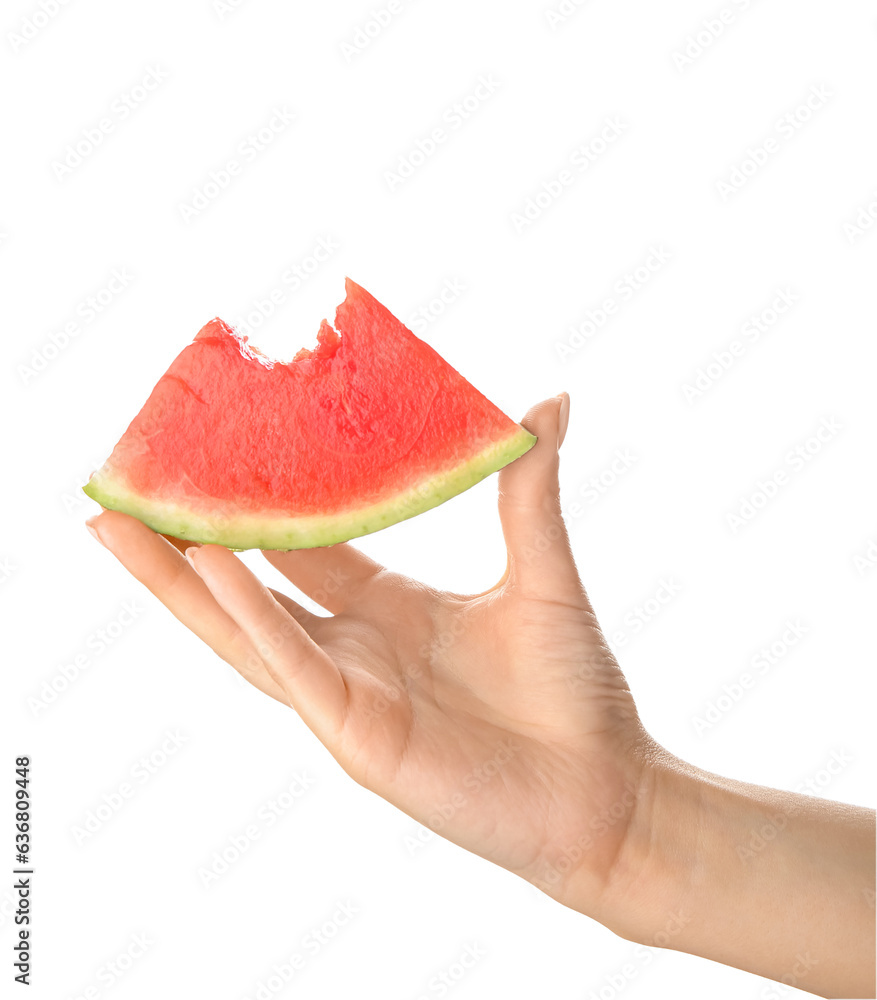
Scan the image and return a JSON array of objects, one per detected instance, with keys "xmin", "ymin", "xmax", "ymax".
[{"xmin": 83, "ymin": 425, "xmax": 537, "ymax": 551}]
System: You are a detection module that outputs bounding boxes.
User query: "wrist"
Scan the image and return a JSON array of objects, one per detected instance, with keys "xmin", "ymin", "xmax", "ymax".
[
  {"xmin": 527, "ymin": 740, "xmax": 687, "ymax": 940},
  {"xmin": 587, "ymin": 747, "xmax": 696, "ymax": 945}
]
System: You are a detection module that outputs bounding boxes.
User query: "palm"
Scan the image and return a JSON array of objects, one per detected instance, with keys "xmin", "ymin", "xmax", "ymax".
[
  {"xmin": 309, "ymin": 576, "xmax": 644, "ymax": 900},
  {"xmin": 88, "ymin": 396, "xmax": 650, "ymax": 912}
]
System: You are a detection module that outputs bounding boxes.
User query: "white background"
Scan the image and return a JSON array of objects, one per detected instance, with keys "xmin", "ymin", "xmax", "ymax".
[{"xmin": 2, "ymin": 0, "xmax": 876, "ymax": 997}]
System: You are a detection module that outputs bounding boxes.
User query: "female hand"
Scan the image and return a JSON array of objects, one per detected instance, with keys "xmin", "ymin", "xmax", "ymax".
[
  {"xmin": 86, "ymin": 394, "xmax": 651, "ymax": 918},
  {"xmin": 86, "ymin": 392, "xmax": 875, "ymax": 998}
]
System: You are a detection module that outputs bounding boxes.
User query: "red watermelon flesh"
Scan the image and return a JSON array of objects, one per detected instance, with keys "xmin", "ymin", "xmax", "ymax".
[{"xmin": 83, "ymin": 279, "xmax": 536, "ymax": 550}]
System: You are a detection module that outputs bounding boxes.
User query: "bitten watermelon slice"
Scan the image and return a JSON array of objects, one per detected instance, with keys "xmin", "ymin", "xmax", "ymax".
[{"xmin": 83, "ymin": 279, "xmax": 536, "ymax": 550}]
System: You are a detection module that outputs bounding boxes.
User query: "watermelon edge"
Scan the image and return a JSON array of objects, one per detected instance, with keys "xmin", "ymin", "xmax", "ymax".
[{"xmin": 82, "ymin": 425, "xmax": 537, "ymax": 551}]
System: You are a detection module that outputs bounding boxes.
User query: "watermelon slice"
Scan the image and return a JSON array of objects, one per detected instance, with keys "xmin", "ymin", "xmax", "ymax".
[{"xmin": 83, "ymin": 279, "xmax": 536, "ymax": 550}]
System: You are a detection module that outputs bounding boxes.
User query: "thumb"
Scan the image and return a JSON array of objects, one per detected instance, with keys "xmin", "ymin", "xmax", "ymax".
[{"xmin": 497, "ymin": 393, "xmax": 586, "ymax": 603}]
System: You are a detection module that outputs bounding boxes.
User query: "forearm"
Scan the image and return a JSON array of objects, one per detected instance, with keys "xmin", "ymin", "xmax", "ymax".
[{"xmin": 592, "ymin": 753, "xmax": 876, "ymax": 998}]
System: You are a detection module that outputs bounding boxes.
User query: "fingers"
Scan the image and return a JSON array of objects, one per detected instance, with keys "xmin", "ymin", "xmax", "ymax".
[
  {"xmin": 86, "ymin": 511, "xmax": 288, "ymax": 703},
  {"xmin": 557, "ymin": 390, "xmax": 571, "ymax": 448},
  {"xmin": 160, "ymin": 533, "xmax": 200, "ymax": 557},
  {"xmin": 262, "ymin": 543, "xmax": 385, "ymax": 614},
  {"xmin": 188, "ymin": 545, "xmax": 349, "ymax": 743},
  {"xmin": 496, "ymin": 394, "xmax": 588, "ymax": 605},
  {"xmin": 268, "ymin": 588, "xmax": 323, "ymax": 632}
]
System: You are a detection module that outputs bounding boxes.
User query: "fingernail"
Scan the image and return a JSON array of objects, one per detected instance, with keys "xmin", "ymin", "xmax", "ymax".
[
  {"xmin": 85, "ymin": 517, "xmax": 103, "ymax": 545},
  {"xmin": 556, "ymin": 392, "xmax": 570, "ymax": 449},
  {"xmin": 185, "ymin": 546, "xmax": 199, "ymax": 569}
]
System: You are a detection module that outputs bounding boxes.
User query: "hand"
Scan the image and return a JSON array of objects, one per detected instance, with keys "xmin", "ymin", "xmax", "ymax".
[
  {"xmin": 85, "ymin": 394, "xmax": 654, "ymax": 921},
  {"xmin": 86, "ymin": 393, "xmax": 876, "ymax": 998}
]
